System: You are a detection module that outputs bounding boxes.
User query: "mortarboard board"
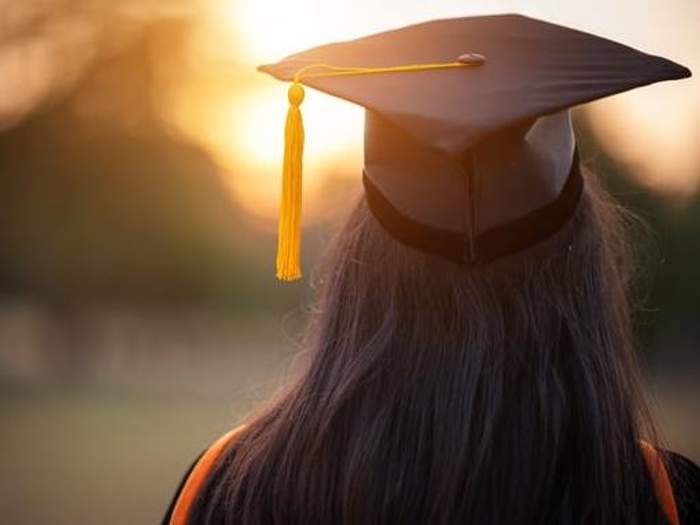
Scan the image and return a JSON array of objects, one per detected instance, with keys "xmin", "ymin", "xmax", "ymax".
[{"xmin": 258, "ymin": 14, "xmax": 691, "ymax": 281}]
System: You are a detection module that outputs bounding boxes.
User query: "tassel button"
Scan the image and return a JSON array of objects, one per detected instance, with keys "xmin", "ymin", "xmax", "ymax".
[{"xmin": 288, "ymin": 83, "xmax": 305, "ymax": 106}]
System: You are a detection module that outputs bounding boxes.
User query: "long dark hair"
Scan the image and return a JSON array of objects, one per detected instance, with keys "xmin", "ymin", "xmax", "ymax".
[{"xmin": 191, "ymin": 165, "xmax": 669, "ymax": 524}]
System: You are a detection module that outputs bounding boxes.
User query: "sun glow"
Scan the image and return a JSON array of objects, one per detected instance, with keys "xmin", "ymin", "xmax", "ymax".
[
  {"xmin": 587, "ymin": 85, "xmax": 700, "ymax": 196},
  {"xmin": 227, "ymin": 0, "xmax": 321, "ymax": 63},
  {"xmin": 160, "ymin": 0, "xmax": 366, "ymax": 221},
  {"xmin": 213, "ymin": 84, "xmax": 364, "ymax": 218},
  {"xmin": 162, "ymin": 0, "xmax": 700, "ymax": 222},
  {"xmin": 163, "ymin": 76, "xmax": 363, "ymax": 220}
]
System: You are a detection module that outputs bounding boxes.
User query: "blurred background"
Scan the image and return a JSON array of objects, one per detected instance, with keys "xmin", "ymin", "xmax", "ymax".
[{"xmin": 0, "ymin": 1, "xmax": 698, "ymax": 523}]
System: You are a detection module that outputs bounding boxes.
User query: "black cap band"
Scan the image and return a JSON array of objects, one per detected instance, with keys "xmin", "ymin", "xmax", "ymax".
[{"xmin": 362, "ymin": 150, "xmax": 584, "ymax": 266}]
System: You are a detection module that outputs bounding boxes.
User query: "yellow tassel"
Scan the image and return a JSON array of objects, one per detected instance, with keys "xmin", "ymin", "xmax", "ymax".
[
  {"xmin": 273, "ymin": 60, "xmax": 480, "ymax": 281},
  {"xmin": 276, "ymin": 83, "xmax": 305, "ymax": 281}
]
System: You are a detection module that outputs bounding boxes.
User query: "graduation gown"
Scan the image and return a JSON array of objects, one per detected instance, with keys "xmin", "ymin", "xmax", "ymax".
[{"xmin": 162, "ymin": 426, "xmax": 700, "ymax": 525}]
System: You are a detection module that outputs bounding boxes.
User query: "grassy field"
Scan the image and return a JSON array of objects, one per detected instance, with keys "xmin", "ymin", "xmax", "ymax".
[
  {"xmin": 0, "ymin": 306, "xmax": 299, "ymax": 525},
  {"xmin": 1, "ymin": 386, "xmax": 237, "ymax": 524},
  {"xmin": 0, "ymin": 304, "xmax": 698, "ymax": 525}
]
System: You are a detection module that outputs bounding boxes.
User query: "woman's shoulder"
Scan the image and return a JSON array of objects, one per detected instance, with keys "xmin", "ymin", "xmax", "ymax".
[
  {"xmin": 161, "ymin": 432, "xmax": 699, "ymax": 525},
  {"xmin": 162, "ymin": 425, "xmax": 246, "ymax": 525},
  {"xmin": 666, "ymin": 450, "xmax": 700, "ymax": 525}
]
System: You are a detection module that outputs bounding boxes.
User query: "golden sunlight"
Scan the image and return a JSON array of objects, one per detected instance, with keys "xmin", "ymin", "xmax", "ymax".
[
  {"xmin": 159, "ymin": 0, "xmax": 366, "ymax": 221},
  {"xmin": 587, "ymin": 84, "xmax": 700, "ymax": 196},
  {"xmin": 227, "ymin": 0, "xmax": 320, "ymax": 63},
  {"xmin": 163, "ymin": 0, "xmax": 700, "ymax": 222},
  {"xmin": 213, "ymin": 84, "xmax": 363, "ymax": 219}
]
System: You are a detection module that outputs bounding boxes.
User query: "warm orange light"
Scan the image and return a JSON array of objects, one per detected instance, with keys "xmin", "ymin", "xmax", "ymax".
[
  {"xmin": 171, "ymin": 80, "xmax": 363, "ymax": 220},
  {"xmin": 587, "ymin": 85, "xmax": 700, "ymax": 196},
  {"xmin": 164, "ymin": 0, "xmax": 700, "ymax": 218},
  {"xmin": 230, "ymin": 85, "xmax": 363, "ymax": 219},
  {"xmin": 226, "ymin": 0, "xmax": 320, "ymax": 64},
  {"xmin": 157, "ymin": 0, "xmax": 367, "ymax": 221}
]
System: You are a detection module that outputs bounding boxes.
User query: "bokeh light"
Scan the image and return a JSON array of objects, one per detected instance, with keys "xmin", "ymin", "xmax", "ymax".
[{"xmin": 159, "ymin": 0, "xmax": 700, "ymax": 219}]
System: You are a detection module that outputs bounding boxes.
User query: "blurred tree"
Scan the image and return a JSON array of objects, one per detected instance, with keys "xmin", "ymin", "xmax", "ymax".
[
  {"xmin": 0, "ymin": 11, "xmax": 301, "ymax": 314},
  {"xmin": 576, "ymin": 115, "xmax": 700, "ymax": 365}
]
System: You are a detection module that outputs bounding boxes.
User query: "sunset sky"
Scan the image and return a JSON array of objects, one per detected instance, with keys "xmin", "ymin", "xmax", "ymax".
[
  {"xmin": 2, "ymin": 0, "xmax": 698, "ymax": 220},
  {"xmin": 165, "ymin": 0, "xmax": 700, "ymax": 220}
]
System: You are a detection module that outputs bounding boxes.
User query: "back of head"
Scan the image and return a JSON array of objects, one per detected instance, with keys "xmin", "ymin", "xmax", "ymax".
[
  {"xmin": 178, "ymin": 14, "xmax": 693, "ymax": 525},
  {"xmin": 192, "ymin": 165, "xmax": 667, "ymax": 525}
]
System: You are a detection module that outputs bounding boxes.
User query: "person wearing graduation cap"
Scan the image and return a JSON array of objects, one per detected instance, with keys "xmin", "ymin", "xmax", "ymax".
[{"xmin": 163, "ymin": 14, "xmax": 699, "ymax": 525}]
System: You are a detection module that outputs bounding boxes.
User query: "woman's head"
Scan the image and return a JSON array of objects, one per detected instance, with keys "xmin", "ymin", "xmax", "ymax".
[
  {"xmin": 194, "ymin": 164, "xmax": 666, "ymax": 525},
  {"xmin": 195, "ymin": 14, "xmax": 693, "ymax": 522},
  {"xmin": 303, "ymin": 165, "xmax": 656, "ymax": 518}
]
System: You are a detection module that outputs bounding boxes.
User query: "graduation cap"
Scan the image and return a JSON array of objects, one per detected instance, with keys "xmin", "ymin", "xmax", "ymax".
[{"xmin": 258, "ymin": 14, "xmax": 691, "ymax": 281}]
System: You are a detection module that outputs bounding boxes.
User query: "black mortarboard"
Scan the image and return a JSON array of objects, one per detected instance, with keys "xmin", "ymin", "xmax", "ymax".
[{"xmin": 258, "ymin": 14, "xmax": 691, "ymax": 280}]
